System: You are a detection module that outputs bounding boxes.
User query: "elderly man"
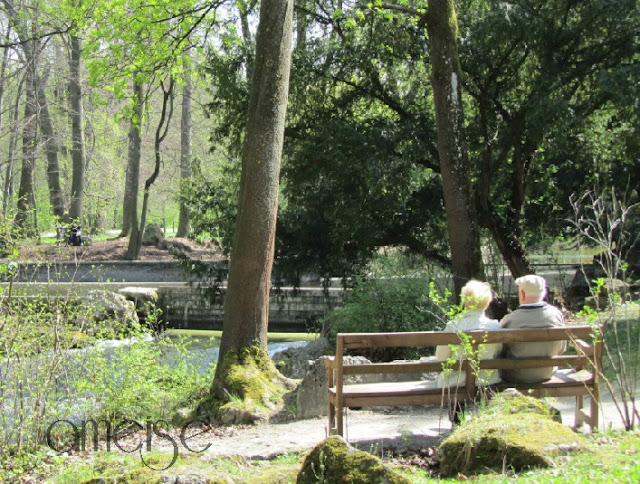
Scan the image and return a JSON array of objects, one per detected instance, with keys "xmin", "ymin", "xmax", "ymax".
[{"xmin": 500, "ymin": 274, "xmax": 565, "ymax": 383}]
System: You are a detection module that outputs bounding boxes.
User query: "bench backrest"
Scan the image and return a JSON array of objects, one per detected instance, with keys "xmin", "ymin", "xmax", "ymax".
[
  {"xmin": 337, "ymin": 326, "xmax": 596, "ymax": 350},
  {"xmin": 331, "ymin": 325, "xmax": 602, "ymax": 391}
]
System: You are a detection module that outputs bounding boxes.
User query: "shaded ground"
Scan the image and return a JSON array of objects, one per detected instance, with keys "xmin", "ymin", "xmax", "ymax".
[{"xmin": 4, "ymin": 236, "xmax": 220, "ymax": 263}]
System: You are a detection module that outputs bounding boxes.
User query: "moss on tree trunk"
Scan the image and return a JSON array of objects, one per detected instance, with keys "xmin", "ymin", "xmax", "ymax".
[{"xmin": 198, "ymin": 346, "xmax": 294, "ymax": 424}]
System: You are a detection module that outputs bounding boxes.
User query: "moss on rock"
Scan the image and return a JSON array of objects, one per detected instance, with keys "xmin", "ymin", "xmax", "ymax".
[
  {"xmin": 198, "ymin": 345, "xmax": 295, "ymax": 425},
  {"xmin": 297, "ymin": 436, "xmax": 411, "ymax": 484},
  {"xmin": 438, "ymin": 393, "xmax": 584, "ymax": 476}
]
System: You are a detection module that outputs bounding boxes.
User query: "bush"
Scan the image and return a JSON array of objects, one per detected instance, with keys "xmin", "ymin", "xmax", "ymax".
[{"xmin": 323, "ymin": 276, "xmax": 452, "ymax": 360}]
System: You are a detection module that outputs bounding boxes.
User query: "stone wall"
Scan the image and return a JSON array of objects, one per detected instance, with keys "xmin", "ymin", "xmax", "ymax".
[
  {"xmin": 1, "ymin": 282, "xmax": 345, "ymax": 332},
  {"xmin": 160, "ymin": 285, "xmax": 345, "ymax": 332}
]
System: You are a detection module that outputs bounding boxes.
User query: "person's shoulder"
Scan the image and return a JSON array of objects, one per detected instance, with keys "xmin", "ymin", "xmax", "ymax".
[
  {"xmin": 542, "ymin": 303, "xmax": 565, "ymax": 323},
  {"xmin": 499, "ymin": 310, "xmax": 521, "ymax": 327}
]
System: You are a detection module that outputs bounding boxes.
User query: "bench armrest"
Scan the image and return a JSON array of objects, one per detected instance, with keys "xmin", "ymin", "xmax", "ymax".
[{"xmin": 572, "ymin": 339, "xmax": 595, "ymax": 356}]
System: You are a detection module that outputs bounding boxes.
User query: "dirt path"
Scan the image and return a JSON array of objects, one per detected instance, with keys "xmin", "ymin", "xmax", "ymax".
[{"xmin": 182, "ymin": 392, "xmax": 629, "ymax": 459}]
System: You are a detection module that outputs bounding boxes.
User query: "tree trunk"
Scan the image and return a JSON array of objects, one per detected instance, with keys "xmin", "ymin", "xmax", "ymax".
[
  {"xmin": 126, "ymin": 79, "xmax": 173, "ymax": 259},
  {"xmin": 425, "ymin": 0, "xmax": 485, "ymax": 298},
  {"xmin": 15, "ymin": 58, "xmax": 37, "ymax": 234},
  {"xmin": 176, "ymin": 56, "xmax": 192, "ymax": 238},
  {"xmin": 120, "ymin": 79, "xmax": 143, "ymax": 238},
  {"xmin": 1, "ymin": 26, "xmax": 17, "ymax": 216},
  {"xmin": 68, "ymin": 31, "xmax": 86, "ymax": 223},
  {"xmin": 37, "ymin": 72, "xmax": 65, "ymax": 223},
  {"xmin": 212, "ymin": 0, "xmax": 294, "ymax": 399},
  {"xmin": 3, "ymin": 78, "xmax": 22, "ymax": 217}
]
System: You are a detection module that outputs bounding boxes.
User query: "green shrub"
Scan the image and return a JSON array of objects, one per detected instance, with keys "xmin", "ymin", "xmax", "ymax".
[{"xmin": 323, "ymin": 276, "xmax": 452, "ymax": 360}]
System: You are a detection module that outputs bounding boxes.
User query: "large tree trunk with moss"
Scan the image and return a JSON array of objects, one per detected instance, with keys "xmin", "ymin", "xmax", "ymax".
[
  {"xmin": 209, "ymin": 0, "xmax": 294, "ymax": 421},
  {"xmin": 425, "ymin": 0, "xmax": 485, "ymax": 297}
]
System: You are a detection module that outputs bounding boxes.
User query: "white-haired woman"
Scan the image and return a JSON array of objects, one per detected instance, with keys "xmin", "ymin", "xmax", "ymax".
[{"xmin": 435, "ymin": 280, "xmax": 502, "ymax": 422}]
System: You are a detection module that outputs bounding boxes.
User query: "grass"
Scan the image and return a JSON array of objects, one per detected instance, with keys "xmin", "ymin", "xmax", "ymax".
[
  {"xmin": 48, "ymin": 450, "xmax": 302, "ymax": 483},
  {"xmin": 7, "ymin": 429, "xmax": 634, "ymax": 483}
]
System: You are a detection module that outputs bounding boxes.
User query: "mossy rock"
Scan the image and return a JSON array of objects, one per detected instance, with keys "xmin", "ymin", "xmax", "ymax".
[
  {"xmin": 62, "ymin": 330, "xmax": 96, "ymax": 348},
  {"xmin": 198, "ymin": 345, "xmax": 296, "ymax": 425},
  {"xmin": 297, "ymin": 436, "xmax": 411, "ymax": 484},
  {"xmin": 438, "ymin": 393, "xmax": 584, "ymax": 476}
]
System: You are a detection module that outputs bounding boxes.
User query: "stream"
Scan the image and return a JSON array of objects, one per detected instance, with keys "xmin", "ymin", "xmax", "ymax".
[{"xmin": 0, "ymin": 334, "xmax": 308, "ymax": 441}]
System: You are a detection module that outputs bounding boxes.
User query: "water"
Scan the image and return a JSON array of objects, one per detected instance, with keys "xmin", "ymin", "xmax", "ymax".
[
  {"xmin": 0, "ymin": 334, "xmax": 308, "ymax": 441},
  {"xmin": 158, "ymin": 333, "xmax": 308, "ymax": 373}
]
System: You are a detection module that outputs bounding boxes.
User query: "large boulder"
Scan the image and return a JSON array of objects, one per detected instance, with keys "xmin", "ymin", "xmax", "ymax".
[
  {"xmin": 118, "ymin": 286, "xmax": 159, "ymax": 320},
  {"xmin": 297, "ymin": 436, "xmax": 411, "ymax": 484},
  {"xmin": 73, "ymin": 290, "xmax": 139, "ymax": 337},
  {"xmin": 437, "ymin": 391, "xmax": 583, "ymax": 476},
  {"xmin": 142, "ymin": 223, "xmax": 165, "ymax": 247}
]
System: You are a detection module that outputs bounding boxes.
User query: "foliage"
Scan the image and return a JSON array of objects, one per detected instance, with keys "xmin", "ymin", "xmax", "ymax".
[
  {"xmin": 72, "ymin": 335, "xmax": 216, "ymax": 424},
  {"xmin": 0, "ymin": 259, "xmax": 215, "ymax": 455},
  {"xmin": 177, "ymin": 154, "xmax": 240, "ymax": 250},
  {"xmin": 323, "ymin": 273, "xmax": 454, "ymax": 360},
  {"xmin": 572, "ymin": 188, "xmax": 640, "ymax": 430},
  {"xmin": 210, "ymin": 0, "xmax": 638, "ymax": 280}
]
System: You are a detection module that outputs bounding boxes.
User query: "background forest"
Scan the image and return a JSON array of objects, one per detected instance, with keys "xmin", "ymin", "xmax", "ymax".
[{"xmin": 0, "ymin": 0, "xmax": 638, "ymax": 278}]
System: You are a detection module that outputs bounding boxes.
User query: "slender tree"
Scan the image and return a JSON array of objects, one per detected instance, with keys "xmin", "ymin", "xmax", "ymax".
[
  {"xmin": 176, "ymin": 54, "xmax": 192, "ymax": 238},
  {"xmin": 15, "ymin": 56, "xmax": 36, "ymax": 234},
  {"xmin": 121, "ymin": 77, "xmax": 143, "ymax": 240},
  {"xmin": 126, "ymin": 78, "xmax": 174, "ymax": 259},
  {"xmin": 68, "ymin": 29, "xmax": 86, "ymax": 223}
]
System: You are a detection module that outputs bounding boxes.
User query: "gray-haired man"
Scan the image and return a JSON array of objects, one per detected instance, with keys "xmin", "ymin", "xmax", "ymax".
[{"xmin": 500, "ymin": 275, "xmax": 565, "ymax": 383}]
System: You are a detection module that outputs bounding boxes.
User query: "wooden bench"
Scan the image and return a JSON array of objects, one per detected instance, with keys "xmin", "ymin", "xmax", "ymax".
[{"xmin": 326, "ymin": 325, "xmax": 602, "ymax": 436}]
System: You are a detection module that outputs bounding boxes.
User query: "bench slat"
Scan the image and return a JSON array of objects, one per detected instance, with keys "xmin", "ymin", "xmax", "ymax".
[{"xmin": 339, "ymin": 326, "xmax": 596, "ymax": 349}]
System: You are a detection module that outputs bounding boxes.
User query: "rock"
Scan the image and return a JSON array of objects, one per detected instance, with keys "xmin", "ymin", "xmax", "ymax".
[
  {"xmin": 118, "ymin": 286, "xmax": 159, "ymax": 305},
  {"xmin": 160, "ymin": 237, "xmax": 195, "ymax": 255},
  {"xmin": 297, "ymin": 435, "xmax": 411, "ymax": 484},
  {"xmin": 161, "ymin": 476, "xmax": 211, "ymax": 484},
  {"xmin": 118, "ymin": 286, "xmax": 159, "ymax": 318},
  {"xmin": 73, "ymin": 290, "xmax": 139, "ymax": 337},
  {"xmin": 142, "ymin": 223, "xmax": 165, "ymax": 247},
  {"xmin": 272, "ymin": 337, "xmax": 331, "ymax": 379},
  {"xmin": 296, "ymin": 355, "xmax": 374, "ymax": 419},
  {"xmin": 437, "ymin": 393, "xmax": 583, "ymax": 476},
  {"xmin": 296, "ymin": 355, "xmax": 435, "ymax": 419},
  {"xmin": 566, "ymin": 264, "xmax": 632, "ymax": 309}
]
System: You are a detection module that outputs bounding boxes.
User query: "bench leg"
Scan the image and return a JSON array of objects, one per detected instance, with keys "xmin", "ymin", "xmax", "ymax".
[
  {"xmin": 336, "ymin": 404, "xmax": 344, "ymax": 437},
  {"xmin": 590, "ymin": 387, "xmax": 599, "ymax": 430},
  {"xmin": 328, "ymin": 398, "xmax": 336, "ymax": 435},
  {"xmin": 575, "ymin": 395, "xmax": 585, "ymax": 428}
]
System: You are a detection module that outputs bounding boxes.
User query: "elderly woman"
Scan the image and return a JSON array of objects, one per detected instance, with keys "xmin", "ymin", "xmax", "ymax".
[{"xmin": 435, "ymin": 280, "xmax": 502, "ymax": 389}]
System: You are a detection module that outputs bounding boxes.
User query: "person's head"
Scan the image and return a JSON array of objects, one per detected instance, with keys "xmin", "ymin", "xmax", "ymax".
[
  {"xmin": 515, "ymin": 275, "xmax": 547, "ymax": 304},
  {"xmin": 460, "ymin": 280, "xmax": 493, "ymax": 311}
]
